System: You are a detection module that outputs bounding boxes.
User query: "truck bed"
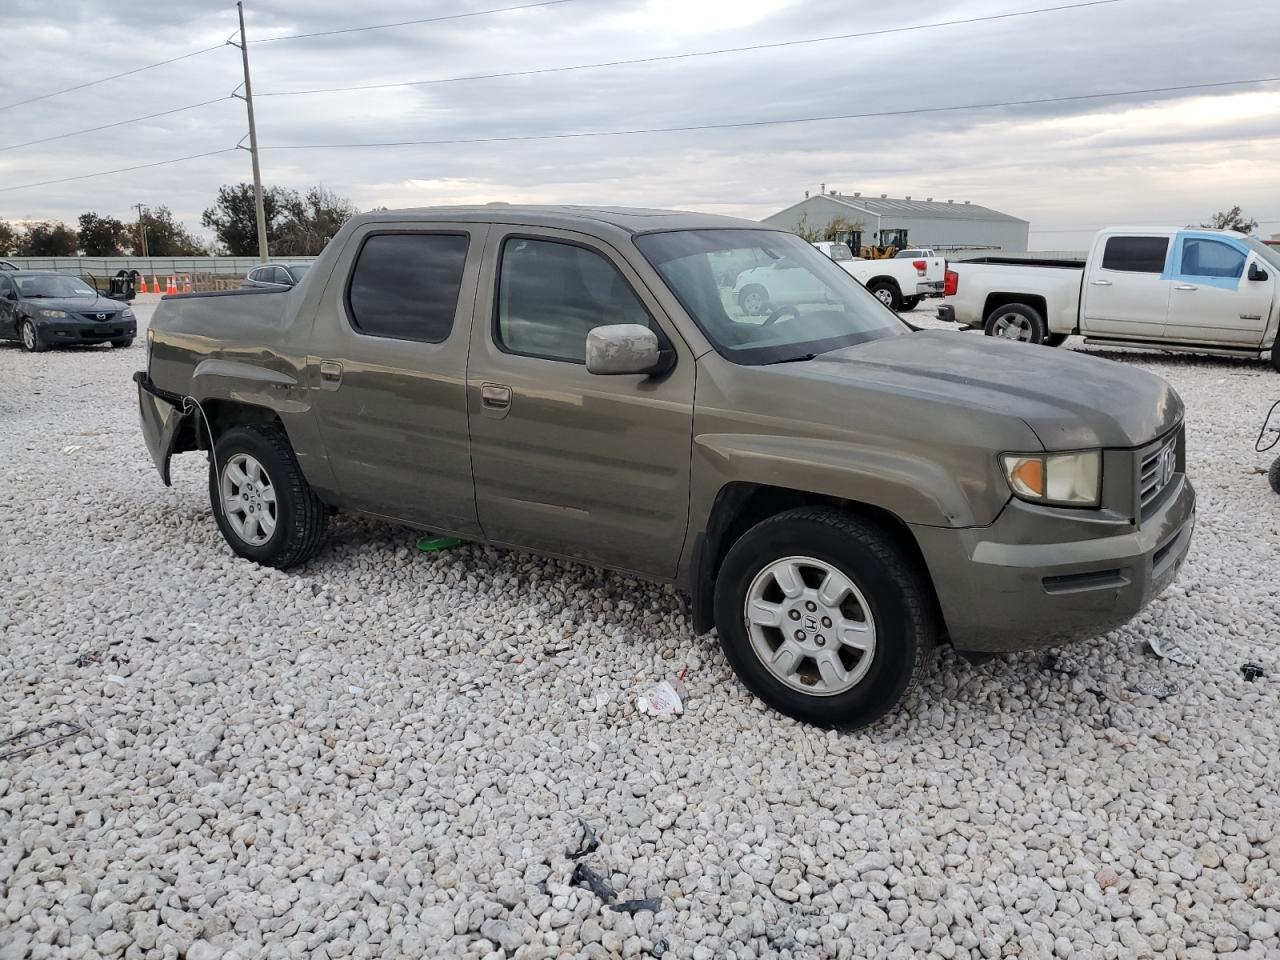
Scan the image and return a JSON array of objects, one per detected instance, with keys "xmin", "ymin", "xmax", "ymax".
[{"xmin": 956, "ymin": 256, "xmax": 1085, "ymax": 270}]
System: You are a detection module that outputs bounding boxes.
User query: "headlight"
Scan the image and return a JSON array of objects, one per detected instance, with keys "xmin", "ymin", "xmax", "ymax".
[
  {"xmin": 122, "ymin": 308, "xmax": 135, "ymax": 320},
  {"xmin": 1002, "ymin": 451, "xmax": 1101, "ymax": 507},
  {"xmin": 37, "ymin": 308, "xmax": 68, "ymax": 318}
]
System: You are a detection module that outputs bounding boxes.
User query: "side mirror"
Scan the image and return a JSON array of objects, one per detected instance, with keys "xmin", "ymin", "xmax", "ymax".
[
  {"xmin": 585, "ymin": 324, "xmax": 662, "ymax": 375},
  {"xmin": 1249, "ymin": 262, "xmax": 1269, "ymax": 282}
]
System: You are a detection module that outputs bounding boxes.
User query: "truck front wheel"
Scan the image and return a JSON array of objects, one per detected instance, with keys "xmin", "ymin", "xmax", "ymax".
[
  {"xmin": 713, "ymin": 507, "xmax": 936, "ymax": 730},
  {"xmin": 209, "ymin": 423, "xmax": 328, "ymax": 569},
  {"xmin": 984, "ymin": 303, "xmax": 1047, "ymax": 344}
]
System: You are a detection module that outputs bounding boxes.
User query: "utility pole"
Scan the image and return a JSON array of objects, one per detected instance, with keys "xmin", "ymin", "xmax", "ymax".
[
  {"xmin": 234, "ymin": 1, "xmax": 269, "ymax": 263},
  {"xmin": 133, "ymin": 202, "xmax": 148, "ymax": 257}
]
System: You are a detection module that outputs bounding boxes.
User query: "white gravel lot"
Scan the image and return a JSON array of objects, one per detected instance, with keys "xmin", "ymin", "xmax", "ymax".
[{"xmin": 2, "ymin": 296, "xmax": 1279, "ymax": 960}]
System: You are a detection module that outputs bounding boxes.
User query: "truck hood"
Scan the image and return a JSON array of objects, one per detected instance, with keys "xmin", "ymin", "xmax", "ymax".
[{"xmin": 782, "ymin": 330, "xmax": 1182, "ymax": 449}]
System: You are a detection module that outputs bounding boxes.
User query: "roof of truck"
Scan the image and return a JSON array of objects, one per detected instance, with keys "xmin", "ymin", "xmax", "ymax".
[{"xmin": 354, "ymin": 204, "xmax": 764, "ymax": 234}]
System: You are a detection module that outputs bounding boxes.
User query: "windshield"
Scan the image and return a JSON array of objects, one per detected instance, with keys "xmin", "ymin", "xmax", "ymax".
[
  {"xmin": 1245, "ymin": 238, "xmax": 1280, "ymax": 272},
  {"xmin": 635, "ymin": 229, "xmax": 906, "ymax": 364},
  {"xmin": 825, "ymin": 243, "xmax": 854, "ymax": 261},
  {"xmin": 15, "ymin": 275, "xmax": 96, "ymax": 298}
]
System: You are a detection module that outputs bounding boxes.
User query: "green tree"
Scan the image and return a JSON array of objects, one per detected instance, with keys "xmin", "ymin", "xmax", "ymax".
[
  {"xmin": 201, "ymin": 183, "xmax": 289, "ymax": 256},
  {"xmin": 18, "ymin": 221, "xmax": 79, "ymax": 256},
  {"xmin": 0, "ymin": 220, "xmax": 17, "ymax": 256},
  {"xmin": 137, "ymin": 206, "xmax": 207, "ymax": 256},
  {"xmin": 275, "ymin": 186, "xmax": 358, "ymax": 256},
  {"xmin": 77, "ymin": 212, "xmax": 130, "ymax": 256},
  {"xmin": 1200, "ymin": 206, "xmax": 1257, "ymax": 234}
]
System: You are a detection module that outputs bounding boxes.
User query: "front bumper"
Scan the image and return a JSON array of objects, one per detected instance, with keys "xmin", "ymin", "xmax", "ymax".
[
  {"xmin": 135, "ymin": 372, "xmax": 193, "ymax": 487},
  {"xmin": 37, "ymin": 316, "xmax": 136, "ymax": 345},
  {"xmin": 912, "ymin": 475, "xmax": 1196, "ymax": 653}
]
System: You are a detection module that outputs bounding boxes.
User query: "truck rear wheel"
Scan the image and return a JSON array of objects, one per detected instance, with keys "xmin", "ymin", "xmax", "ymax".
[
  {"xmin": 867, "ymin": 281, "xmax": 901, "ymax": 311},
  {"xmin": 209, "ymin": 424, "xmax": 328, "ymax": 569},
  {"xmin": 984, "ymin": 303, "xmax": 1047, "ymax": 344},
  {"xmin": 713, "ymin": 507, "xmax": 936, "ymax": 730}
]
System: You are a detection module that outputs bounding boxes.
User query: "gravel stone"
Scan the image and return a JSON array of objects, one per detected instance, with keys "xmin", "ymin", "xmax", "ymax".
[{"xmin": 1, "ymin": 302, "xmax": 1278, "ymax": 959}]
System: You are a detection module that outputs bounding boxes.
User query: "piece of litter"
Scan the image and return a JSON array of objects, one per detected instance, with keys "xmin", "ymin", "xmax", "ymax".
[
  {"xmin": 1126, "ymin": 682, "xmax": 1178, "ymax": 700},
  {"xmin": 569, "ymin": 862, "xmax": 616, "ymax": 903},
  {"xmin": 652, "ymin": 939, "xmax": 668, "ymax": 957},
  {"xmin": 347, "ymin": 685, "xmax": 363, "ymax": 695},
  {"xmin": 1042, "ymin": 653, "xmax": 1078, "ymax": 677},
  {"xmin": 105, "ymin": 675, "xmax": 126, "ymax": 685},
  {"xmin": 1241, "ymin": 662, "xmax": 1266, "ymax": 682},
  {"xmin": 416, "ymin": 535, "xmax": 464, "ymax": 553},
  {"xmin": 0, "ymin": 720, "xmax": 84, "ymax": 762},
  {"xmin": 62, "ymin": 444, "xmax": 82, "ymax": 454},
  {"xmin": 637, "ymin": 674, "xmax": 687, "ymax": 717},
  {"xmin": 610, "ymin": 897, "xmax": 661, "ymax": 915},
  {"xmin": 1147, "ymin": 633, "xmax": 1197, "ymax": 666},
  {"xmin": 567, "ymin": 819, "xmax": 600, "ymax": 859}
]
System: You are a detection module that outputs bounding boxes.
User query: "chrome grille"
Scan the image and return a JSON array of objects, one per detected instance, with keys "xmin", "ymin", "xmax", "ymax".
[{"xmin": 1139, "ymin": 433, "xmax": 1178, "ymax": 516}]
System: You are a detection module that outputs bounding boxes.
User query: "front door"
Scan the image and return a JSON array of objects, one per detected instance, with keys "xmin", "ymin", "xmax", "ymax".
[
  {"xmin": 1081, "ymin": 234, "xmax": 1172, "ymax": 338},
  {"xmin": 307, "ymin": 221, "xmax": 487, "ymax": 537},
  {"xmin": 466, "ymin": 227, "xmax": 696, "ymax": 579},
  {"xmin": 0, "ymin": 277, "xmax": 17, "ymax": 339},
  {"xmin": 1164, "ymin": 232, "xmax": 1274, "ymax": 345}
]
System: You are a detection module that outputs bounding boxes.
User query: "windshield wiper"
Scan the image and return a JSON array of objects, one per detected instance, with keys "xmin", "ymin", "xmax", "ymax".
[{"xmin": 773, "ymin": 352, "xmax": 818, "ymax": 363}]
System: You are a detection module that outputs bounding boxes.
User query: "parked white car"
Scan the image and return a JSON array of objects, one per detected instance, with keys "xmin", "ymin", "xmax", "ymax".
[
  {"xmin": 734, "ymin": 255, "xmax": 840, "ymax": 315},
  {"xmin": 812, "ymin": 242, "xmax": 945, "ymax": 311},
  {"xmin": 938, "ymin": 227, "xmax": 1280, "ymax": 369},
  {"xmin": 895, "ymin": 248, "xmax": 937, "ymax": 259}
]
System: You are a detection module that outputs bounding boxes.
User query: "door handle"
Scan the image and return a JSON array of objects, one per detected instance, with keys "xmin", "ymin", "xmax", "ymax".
[
  {"xmin": 1174, "ymin": 284, "xmax": 1198, "ymax": 291},
  {"xmin": 318, "ymin": 359, "xmax": 343, "ymax": 390},
  {"xmin": 480, "ymin": 383, "xmax": 511, "ymax": 409},
  {"xmin": 1090, "ymin": 280, "xmax": 1112, "ymax": 286}
]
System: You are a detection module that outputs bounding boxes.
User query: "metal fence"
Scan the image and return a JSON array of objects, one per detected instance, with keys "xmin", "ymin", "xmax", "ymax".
[{"xmin": 3, "ymin": 255, "xmax": 317, "ymax": 277}]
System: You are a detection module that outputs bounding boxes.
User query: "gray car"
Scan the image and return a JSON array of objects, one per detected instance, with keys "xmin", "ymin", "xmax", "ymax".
[
  {"xmin": 136, "ymin": 206, "xmax": 1195, "ymax": 729},
  {"xmin": 243, "ymin": 262, "xmax": 311, "ymax": 289},
  {"xmin": 2, "ymin": 271, "xmax": 136, "ymax": 351}
]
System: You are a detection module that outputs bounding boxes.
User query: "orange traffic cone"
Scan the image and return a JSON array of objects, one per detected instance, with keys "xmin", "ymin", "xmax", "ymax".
[
  {"xmin": 151, "ymin": 275, "xmax": 160, "ymax": 295},
  {"xmin": 138, "ymin": 276, "xmax": 149, "ymax": 294},
  {"xmin": 166, "ymin": 276, "xmax": 177, "ymax": 296},
  {"xmin": 183, "ymin": 276, "xmax": 193, "ymax": 294}
]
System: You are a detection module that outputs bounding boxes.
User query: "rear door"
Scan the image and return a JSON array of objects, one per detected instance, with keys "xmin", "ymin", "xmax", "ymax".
[
  {"xmin": 1081, "ymin": 233, "xmax": 1172, "ymax": 338},
  {"xmin": 1164, "ymin": 232, "xmax": 1273, "ymax": 345},
  {"xmin": 465, "ymin": 226, "xmax": 695, "ymax": 579},
  {"xmin": 0, "ymin": 277, "xmax": 16, "ymax": 339},
  {"xmin": 307, "ymin": 221, "xmax": 487, "ymax": 537}
]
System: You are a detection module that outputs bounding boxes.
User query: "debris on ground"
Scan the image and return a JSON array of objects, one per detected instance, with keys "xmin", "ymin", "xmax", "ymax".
[
  {"xmin": 1042, "ymin": 653, "xmax": 1078, "ymax": 677},
  {"xmin": 610, "ymin": 897, "xmax": 662, "ymax": 914},
  {"xmin": 637, "ymin": 670, "xmax": 687, "ymax": 717},
  {"xmin": 1126, "ymin": 682, "xmax": 1179, "ymax": 700},
  {"xmin": 0, "ymin": 720, "xmax": 84, "ymax": 762},
  {"xmin": 651, "ymin": 940, "xmax": 668, "ymax": 957},
  {"xmin": 1147, "ymin": 633, "xmax": 1197, "ymax": 666},
  {"xmin": 416, "ymin": 535, "xmax": 464, "ymax": 553},
  {"xmin": 1241, "ymin": 662, "xmax": 1266, "ymax": 682},
  {"xmin": 569, "ymin": 862, "xmax": 616, "ymax": 902},
  {"xmin": 567, "ymin": 819, "xmax": 600, "ymax": 859}
]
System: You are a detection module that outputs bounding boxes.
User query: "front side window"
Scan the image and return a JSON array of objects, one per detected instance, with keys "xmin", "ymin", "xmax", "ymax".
[
  {"xmin": 347, "ymin": 233, "xmax": 469, "ymax": 343},
  {"xmin": 496, "ymin": 237, "xmax": 650, "ymax": 363},
  {"xmin": 1101, "ymin": 236, "xmax": 1168, "ymax": 273},
  {"xmin": 1180, "ymin": 238, "xmax": 1245, "ymax": 279},
  {"xmin": 635, "ymin": 229, "xmax": 906, "ymax": 365}
]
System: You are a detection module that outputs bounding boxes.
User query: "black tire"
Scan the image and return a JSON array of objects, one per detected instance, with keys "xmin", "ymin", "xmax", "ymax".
[
  {"xmin": 738, "ymin": 284, "xmax": 769, "ymax": 317},
  {"xmin": 209, "ymin": 423, "xmax": 328, "ymax": 569},
  {"xmin": 19, "ymin": 319, "xmax": 47, "ymax": 353},
  {"xmin": 899, "ymin": 296, "xmax": 922, "ymax": 312},
  {"xmin": 867, "ymin": 281, "xmax": 901, "ymax": 311},
  {"xmin": 1269, "ymin": 457, "xmax": 1280, "ymax": 495},
  {"xmin": 983, "ymin": 303, "xmax": 1047, "ymax": 344},
  {"xmin": 110, "ymin": 338, "xmax": 134, "ymax": 349},
  {"xmin": 713, "ymin": 507, "xmax": 936, "ymax": 730},
  {"xmin": 1045, "ymin": 333, "xmax": 1068, "ymax": 348},
  {"xmin": 1271, "ymin": 335, "xmax": 1280, "ymax": 373}
]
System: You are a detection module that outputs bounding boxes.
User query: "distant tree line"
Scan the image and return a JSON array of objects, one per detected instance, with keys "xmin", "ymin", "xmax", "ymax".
[{"xmin": 0, "ymin": 183, "xmax": 359, "ymax": 258}]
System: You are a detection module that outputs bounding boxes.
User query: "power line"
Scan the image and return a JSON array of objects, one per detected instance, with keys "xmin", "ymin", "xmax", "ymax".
[
  {"xmin": 0, "ymin": 43, "xmax": 228, "ymax": 113},
  {"xmin": 0, "ymin": 148, "xmax": 238, "ymax": 194},
  {"xmin": 260, "ymin": 0, "xmax": 1128, "ymax": 98},
  {"xmin": 0, "ymin": 96, "xmax": 235, "ymax": 153},
  {"xmin": 253, "ymin": 0, "xmax": 580, "ymax": 43},
  {"xmin": 262, "ymin": 76, "xmax": 1280, "ymax": 151}
]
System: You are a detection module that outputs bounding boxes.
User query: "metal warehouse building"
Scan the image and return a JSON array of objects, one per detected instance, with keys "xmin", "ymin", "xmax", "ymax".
[{"xmin": 763, "ymin": 190, "xmax": 1030, "ymax": 255}]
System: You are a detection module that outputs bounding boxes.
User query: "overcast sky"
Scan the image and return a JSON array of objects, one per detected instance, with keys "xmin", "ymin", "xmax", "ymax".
[{"xmin": 1, "ymin": 0, "xmax": 1277, "ymax": 250}]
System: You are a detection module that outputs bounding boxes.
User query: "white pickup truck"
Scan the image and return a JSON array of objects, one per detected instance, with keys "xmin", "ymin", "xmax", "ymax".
[
  {"xmin": 939, "ymin": 227, "xmax": 1280, "ymax": 369},
  {"xmin": 811, "ymin": 241, "xmax": 945, "ymax": 311}
]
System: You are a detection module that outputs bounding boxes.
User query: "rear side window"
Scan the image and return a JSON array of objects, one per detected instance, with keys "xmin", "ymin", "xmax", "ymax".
[
  {"xmin": 496, "ymin": 238, "xmax": 650, "ymax": 363},
  {"xmin": 347, "ymin": 233, "xmax": 469, "ymax": 343},
  {"xmin": 1101, "ymin": 236, "xmax": 1168, "ymax": 273},
  {"xmin": 1180, "ymin": 238, "xmax": 1245, "ymax": 280}
]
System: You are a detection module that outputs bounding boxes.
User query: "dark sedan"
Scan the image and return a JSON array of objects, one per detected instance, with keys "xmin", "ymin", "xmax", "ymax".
[{"xmin": 0, "ymin": 271, "xmax": 137, "ymax": 352}]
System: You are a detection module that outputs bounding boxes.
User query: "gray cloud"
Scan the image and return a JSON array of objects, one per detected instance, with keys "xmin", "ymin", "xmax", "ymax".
[{"xmin": 2, "ymin": 0, "xmax": 1277, "ymax": 249}]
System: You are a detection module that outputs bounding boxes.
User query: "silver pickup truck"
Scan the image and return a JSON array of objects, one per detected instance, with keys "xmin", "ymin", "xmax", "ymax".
[{"xmin": 136, "ymin": 205, "xmax": 1195, "ymax": 729}]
